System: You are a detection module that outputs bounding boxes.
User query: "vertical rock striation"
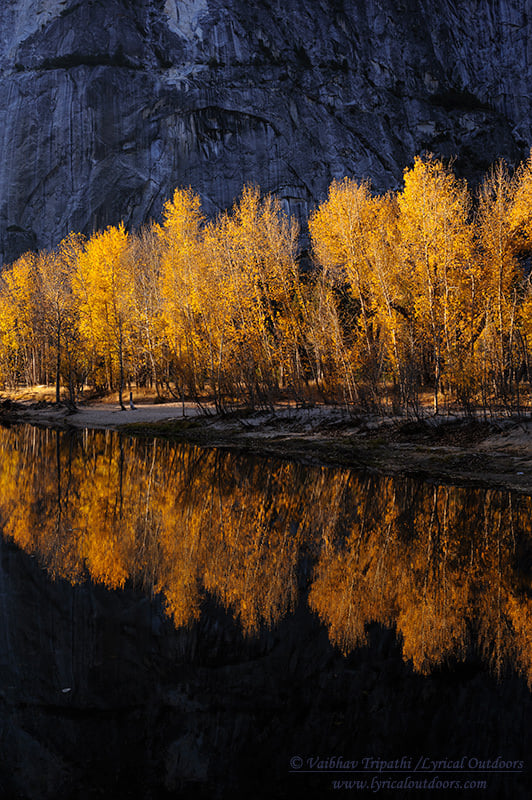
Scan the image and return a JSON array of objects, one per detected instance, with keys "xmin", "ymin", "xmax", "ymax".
[{"xmin": 0, "ymin": 0, "xmax": 530, "ymax": 262}]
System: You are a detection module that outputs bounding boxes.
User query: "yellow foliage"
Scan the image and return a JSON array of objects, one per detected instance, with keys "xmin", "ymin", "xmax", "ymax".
[
  {"xmin": 73, "ymin": 223, "xmax": 132, "ymax": 391},
  {"xmin": 1, "ymin": 159, "xmax": 532, "ymax": 410}
]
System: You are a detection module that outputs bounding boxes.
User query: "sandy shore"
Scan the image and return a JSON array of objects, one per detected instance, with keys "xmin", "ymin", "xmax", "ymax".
[
  {"xmin": 16, "ymin": 400, "xmax": 205, "ymax": 429},
  {"xmin": 2, "ymin": 399, "xmax": 532, "ymax": 492}
]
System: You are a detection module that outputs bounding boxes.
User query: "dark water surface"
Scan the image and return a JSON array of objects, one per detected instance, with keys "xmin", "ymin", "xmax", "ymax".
[{"xmin": 0, "ymin": 425, "xmax": 531, "ymax": 799}]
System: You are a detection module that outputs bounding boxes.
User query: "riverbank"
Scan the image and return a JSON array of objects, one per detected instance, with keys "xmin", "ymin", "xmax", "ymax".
[{"xmin": 1, "ymin": 398, "xmax": 531, "ymax": 492}]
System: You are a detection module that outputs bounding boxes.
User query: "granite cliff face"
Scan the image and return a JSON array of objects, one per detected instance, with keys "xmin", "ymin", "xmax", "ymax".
[{"xmin": 0, "ymin": 0, "xmax": 530, "ymax": 262}]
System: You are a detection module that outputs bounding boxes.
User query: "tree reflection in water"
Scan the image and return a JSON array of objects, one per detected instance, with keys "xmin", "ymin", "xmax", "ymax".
[{"xmin": 1, "ymin": 425, "xmax": 531, "ymax": 684}]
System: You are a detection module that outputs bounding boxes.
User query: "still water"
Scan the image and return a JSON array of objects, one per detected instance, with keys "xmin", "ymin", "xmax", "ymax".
[{"xmin": 0, "ymin": 425, "xmax": 530, "ymax": 799}]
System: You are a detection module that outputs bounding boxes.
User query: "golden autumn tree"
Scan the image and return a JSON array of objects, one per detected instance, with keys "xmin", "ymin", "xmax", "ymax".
[
  {"xmin": 476, "ymin": 161, "xmax": 523, "ymax": 404},
  {"xmin": 397, "ymin": 155, "xmax": 475, "ymax": 411},
  {"xmin": 73, "ymin": 223, "xmax": 133, "ymax": 408},
  {"xmin": 362, "ymin": 193, "xmax": 408, "ymax": 397},
  {"xmin": 309, "ymin": 179, "xmax": 416, "ymax": 407},
  {"xmin": 158, "ymin": 187, "xmax": 207, "ymax": 403},
  {"xmin": 205, "ymin": 186, "xmax": 304, "ymax": 407},
  {"xmin": 126, "ymin": 223, "xmax": 167, "ymax": 396},
  {"xmin": 508, "ymin": 151, "xmax": 532, "ymax": 402},
  {"xmin": 0, "ymin": 252, "xmax": 43, "ymax": 386},
  {"xmin": 36, "ymin": 233, "xmax": 84, "ymax": 404},
  {"xmin": 309, "ymin": 179, "xmax": 376, "ymax": 402}
]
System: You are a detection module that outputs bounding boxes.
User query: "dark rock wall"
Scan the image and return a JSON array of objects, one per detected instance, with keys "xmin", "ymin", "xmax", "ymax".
[{"xmin": 0, "ymin": 0, "xmax": 530, "ymax": 262}]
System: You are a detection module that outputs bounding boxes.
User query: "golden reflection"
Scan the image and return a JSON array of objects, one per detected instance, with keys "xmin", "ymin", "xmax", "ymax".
[{"xmin": 1, "ymin": 426, "xmax": 532, "ymax": 684}]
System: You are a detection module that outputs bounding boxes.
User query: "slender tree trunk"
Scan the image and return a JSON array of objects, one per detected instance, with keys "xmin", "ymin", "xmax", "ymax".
[
  {"xmin": 55, "ymin": 323, "xmax": 61, "ymax": 404},
  {"xmin": 118, "ymin": 321, "xmax": 125, "ymax": 410},
  {"xmin": 433, "ymin": 334, "xmax": 440, "ymax": 415}
]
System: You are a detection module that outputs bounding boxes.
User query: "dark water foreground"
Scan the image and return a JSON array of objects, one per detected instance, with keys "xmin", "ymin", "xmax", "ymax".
[{"xmin": 0, "ymin": 426, "xmax": 531, "ymax": 799}]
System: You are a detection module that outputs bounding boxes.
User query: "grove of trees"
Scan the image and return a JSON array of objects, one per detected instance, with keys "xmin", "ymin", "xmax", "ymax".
[{"xmin": 3, "ymin": 153, "xmax": 532, "ymax": 414}]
